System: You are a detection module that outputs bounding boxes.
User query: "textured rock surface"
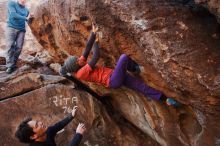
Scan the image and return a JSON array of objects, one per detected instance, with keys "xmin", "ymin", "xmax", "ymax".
[
  {"xmin": 195, "ymin": 0, "xmax": 220, "ymax": 22},
  {"xmin": 29, "ymin": 0, "xmax": 220, "ymax": 146},
  {"xmin": 0, "ymin": 73, "xmax": 65, "ymax": 100}
]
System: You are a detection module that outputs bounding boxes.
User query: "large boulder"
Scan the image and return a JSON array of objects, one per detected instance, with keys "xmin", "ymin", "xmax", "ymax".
[{"xmin": 29, "ymin": 0, "xmax": 220, "ymax": 146}]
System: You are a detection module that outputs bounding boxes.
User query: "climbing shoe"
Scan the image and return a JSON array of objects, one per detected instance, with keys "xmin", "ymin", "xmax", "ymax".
[
  {"xmin": 6, "ymin": 67, "xmax": 17, "ymax": 74},
  {"xmin": 166, "ymin": 98, "xmax": 181, "ymax": 107},
  {"xmin": 133, "ymin": 65, "xmax": 145, "ymax": 75}
]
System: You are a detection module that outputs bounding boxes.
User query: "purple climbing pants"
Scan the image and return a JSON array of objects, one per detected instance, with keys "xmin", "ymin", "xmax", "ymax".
[{"xmin": 109, "ymin": 54, "xmax": 162, "ymax": 101}]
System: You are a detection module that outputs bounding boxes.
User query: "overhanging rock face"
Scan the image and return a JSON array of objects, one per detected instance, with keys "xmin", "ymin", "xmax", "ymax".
[{"xmin": 28, "ymin": 0, "xmax": 220, "ymax": 146}]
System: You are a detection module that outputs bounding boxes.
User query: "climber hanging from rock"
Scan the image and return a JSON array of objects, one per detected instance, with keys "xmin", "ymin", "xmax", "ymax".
[{"xmin": 60, "ymin": 24, "xmax": 180, "ymax": 107}]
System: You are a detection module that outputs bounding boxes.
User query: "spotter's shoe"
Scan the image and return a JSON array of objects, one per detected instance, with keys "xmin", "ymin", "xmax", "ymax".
[{"xmin": 6, "ymin": 67, "xmax": 17, "ymax": 74}]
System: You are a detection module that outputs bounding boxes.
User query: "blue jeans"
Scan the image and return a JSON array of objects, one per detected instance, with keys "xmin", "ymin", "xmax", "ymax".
[
  {"xmin": 5, "ymin": 27, "xmax": 25, "ymax": 68},
  {"xmin": 109, "ymin": 54, "xmax": 162, "ymax": 101}
]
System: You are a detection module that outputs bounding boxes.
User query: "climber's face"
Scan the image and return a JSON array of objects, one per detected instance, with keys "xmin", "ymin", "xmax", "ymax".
[{"xmin": 18, "ymin": 0, "xmax": 26, "ymax": 6}]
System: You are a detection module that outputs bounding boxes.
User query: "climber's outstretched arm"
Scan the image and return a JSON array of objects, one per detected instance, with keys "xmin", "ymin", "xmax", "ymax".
[
  {"xmin": 82, "ymin": 25, "xmax": 98, "ymax": 60},
  {"xmin": 88, "ymin": 41, "xmax": 100, "ymax": 69}
]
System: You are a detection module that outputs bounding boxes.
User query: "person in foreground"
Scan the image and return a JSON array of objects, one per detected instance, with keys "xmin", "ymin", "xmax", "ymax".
[
  {"xmin": 5, "ymin": 0, "xmax": 33, "ymax": 74},
  {"xmin": 60, "ymin": 25, "xmax": 180, "ymax": 107},
  {"xmin": 15, "ymin": 106, "xmax": 86, "ymax": 146}
]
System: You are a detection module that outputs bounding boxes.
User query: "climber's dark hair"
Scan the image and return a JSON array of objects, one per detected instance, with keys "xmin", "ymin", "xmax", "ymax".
[{"xmin": 15, "ymin": 117, "xmax": 35, "ymax": 143}]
